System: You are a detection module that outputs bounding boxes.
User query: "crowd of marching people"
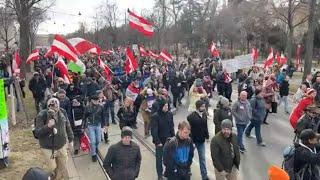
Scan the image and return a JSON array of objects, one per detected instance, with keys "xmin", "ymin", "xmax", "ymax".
[{"xmin": 23, "ymin": 46, "xmax": 320, "ymax": 180}]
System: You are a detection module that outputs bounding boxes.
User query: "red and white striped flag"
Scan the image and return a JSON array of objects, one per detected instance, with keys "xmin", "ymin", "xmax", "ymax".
[
  {"xmin": 159, "ymin": 50, "xmax": 173, "ymax": 63},
  {"xmin": 125, "ymin": 47, "xmax": 138, "ymax": 74},
  {"xmin": 275, "ymin": 52, "xmax": 281, "ymax": 65},
  {"xmin": 138, "ymin": 45, "xmax": 149, "ymax": 57},
  {"xmin": 55, "ymin": 57, "xmax": 70, "ymax": 84},
  {"xmin": 280, "ymin": 53, "xmax": 287, "ymax": 65},
  {"xmin": 264, "ymin": 48, "xmax": 274, "ymax": 69},
  {"xmin": 51, "ymin": 34, "xmax": 79, "ymax": 62},
  {"xmin": 128, "ymin": 9, "xmax": 154, "ymax": 37},
  {"xmin": 210, "ymin": 42, "xmax": 220, "ymax": 57},
  {"xmin": 44, "ymin": 47, "xmax": 54, "ymax": 58},
  {"xmin": 251, "ymin": 48, "xmax": 258, "ymax": 64},
  {"xmin": 12, "ymin": 51, "xmax": 21, "ymax": 74},
  {"xmin": 26, "ymin": 49, "xmax": 40, "ymax": 64},
  {"xmin": 149, "ymin": 50, "xmax": 159, "ymax": 59},
  {"xmin": 97, "ymin": 57, "xmax": 113, "ymax": 81},
  {"xmin": 68, "ymin": 37, "xmax": 101, "ymax": 55}
]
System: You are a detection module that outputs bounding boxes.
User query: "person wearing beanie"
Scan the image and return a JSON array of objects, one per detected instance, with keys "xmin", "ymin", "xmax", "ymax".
[
  {"xmin": 103, "ymin": 126, "xmax": 142, "ymax": 180},
  {"xmin": 289, "ymin": 88, "xmax": 316, "ymax": 128},
  {"xmin": 294, "ymin": 129, "xmax": 320, "ymax": 179},
  {"xmin": 231, "ymin": 91, "xmax": 252, "ymax": 153},
  {"xmin": 187, "ymin": 100, "xmax": 209, "ymax": 180},
  {"xmin": 151, "ymin": 98, "xmax": 175, "ymax": 180},
  {"xmin": 214, "ymin": 96, "xmax": 232, "ymax": 134},
  {"xmin": 83, "ymin": 93, "xmax": 108, "ymax": 162},
  {"xmin": 295, "ymin": 104, "xmax": 320, "ymax": 137},
  {"xmin": 34, "ymin": 97, "xmax": 74, "ymax": 180},
  {"xmin": 29, "ymin": 71, "xmax": 47, "ymax": 113},
  {"xmin": 57, "ymin": 88, "xmax": 72, "ymax": 120},
  {"xmin": 245, "ymin": 88, "xmax": 267, "ymax": 147},
  {"xmin": 210, "ymin": 119, "xmax": 240, "ymax": 180}
]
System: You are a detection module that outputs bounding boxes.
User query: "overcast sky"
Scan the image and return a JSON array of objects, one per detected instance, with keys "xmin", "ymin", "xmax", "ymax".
[{"xmin": 38, "ymin": 0, "xmax": 155, "ymax": 35}]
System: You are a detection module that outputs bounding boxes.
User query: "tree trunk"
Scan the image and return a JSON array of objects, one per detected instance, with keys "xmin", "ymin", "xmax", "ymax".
[
  {"xmin": 286, "ymin": 28, "xmax": 293, "ymax": 65},
  {"xmin": 247, "ymin": 39, "xmax": 250, "ymax": 54},
  {"xmin": 19, "ymin": 18, "xmax": 31, "ymax": 75},
  {"xmin": 303, "ymin": 0, "xmax": 316, "ymax": 81}
]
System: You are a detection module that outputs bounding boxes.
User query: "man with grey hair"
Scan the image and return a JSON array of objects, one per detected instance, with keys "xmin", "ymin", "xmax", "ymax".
[
  {"xmin": 231, "ymin": 91, "xmax": 252, "ymax": 153},
  {"xmin": 34, "ymin": 97, "xmax": 74, "ymax": 180}
]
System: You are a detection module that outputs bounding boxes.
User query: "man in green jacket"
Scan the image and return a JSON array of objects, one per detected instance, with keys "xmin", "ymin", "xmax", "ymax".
[
  {"xmin": 210, "ymin": 119, "xmax": 240, "ymax": 180},
  {"xmin": 34, "ymin": 97, "xmax": 74, "ymax": 180}
]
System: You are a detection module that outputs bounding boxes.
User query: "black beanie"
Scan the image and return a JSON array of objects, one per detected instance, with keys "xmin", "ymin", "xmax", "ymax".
[
  {"xmin": 121, "ymin": 126, "xmax": 133, "ymax": 138},
  {"xmin": 300, "ymin": 129, "xmax": 317, "ymax": 142}
]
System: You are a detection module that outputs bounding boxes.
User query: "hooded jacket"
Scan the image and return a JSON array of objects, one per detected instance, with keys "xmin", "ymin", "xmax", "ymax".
[
  {"xmin": 231, "ymin": 99, "xmax": 252, "ymax": 125},
  {"xmin": 150, "ymin": 100, "xmax": 175, "ymax": 145},
  {"xmin": 250, "ymin": 95, "xmax": 266, "ymax": 122}
]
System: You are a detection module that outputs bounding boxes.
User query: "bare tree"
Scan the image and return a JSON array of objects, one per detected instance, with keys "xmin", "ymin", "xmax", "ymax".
[
  {"xmin": 29, "ymin": 7, "xmax": 46, "ymax": 50},
  {"xmin": 272, "ymin": 0, "xmax": 309, "ymax": 64},
  {"xmin": 0, "ymin": 4, "xmax": 17, "ymax": 50},
  {"xmin": 303, "ymin": 0, "xmax": 318, "ymax": 80},
  {"xmin": 99, "ymin": 0, "xmax": 119, "ymax": 47}
]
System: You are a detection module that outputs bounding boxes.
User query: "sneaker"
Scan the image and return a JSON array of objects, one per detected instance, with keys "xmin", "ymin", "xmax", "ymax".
[
  {"xmin": 239, "ymin": 149, "xmax": 245, "ymax": 153},
  {"xmin": 74, "ymin": 150, "xmax": 79, "ymax": 155},
  {"xmin": 258, "ymin": 142, "xmax": 266, "ymax": 147},
  {"xmin": 246, "ymin": 134, "xmax": 254, "ymax": 138},
  {"xmin": 92, "ymin": 155, "xmax": 97, "ymax": 162},
  {"xmin": 112, "ymin": 121, "xmax": 117, "ymax": 125}
]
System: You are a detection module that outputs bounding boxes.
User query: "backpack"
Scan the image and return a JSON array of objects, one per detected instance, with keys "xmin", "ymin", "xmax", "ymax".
[{"xmin": 282, "ymin": 145, "xmax": 312, "ymax": 180}]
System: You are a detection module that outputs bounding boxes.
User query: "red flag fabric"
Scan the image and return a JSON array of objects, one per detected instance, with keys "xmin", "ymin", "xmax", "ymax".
[
  {"xmin": 251, "ymin": 48, "xmax": 258, "ymax": 64},
  {"xmin": 275, "ymin": 52, "xmax": 281, "ymax": 65},
  {"xmin": 210, "ymin": 42, "xmax": 220, "ymax": 57},
  {"xmin": 159, "ymin": 50, "xmax": 173, "ymax": 63},
  {"xmin": 125, "ymin": 47, "xmax": 138, "ymax": 74},
  {"xmin": 44, "ymin": 47, "xmax": 54, "ymax": 58},
  {"xmin": 149, "ymin": 50, "xmax": 159, "ymax": 59},
  {"xmin": 97, "ymin": 57, "xmax": 113, "ymax": 81},
  {"xmin": 12, "ymin": 51, "xmax": 21, "ymax": 74},
  {"xmin": 280, "ymin": 53, "xmax": 287, "ymax": 65},
  {"xmin": 295, "ymin": 45, "xmax": 302, "ymax": 70},
  {"xmin": 80, "ymin": 133, "xmax": 90, "ymax": 152},
  {"xmin": 68, "ymin": 37, "xmax": 101, "ymax": 55},
  {"xmin": 264, "ymin": 48, "xmax": 274, "ymax": 69},
  {"xmin": 55, "ymin": 57, "xmax": 70, "ymax": 84},
  {"xmin": 128, "ymin": 9, "xmax": 154, "ymax": 37},
  {"xmin": 26, "ymin": 49, "xmax": 40, "ymax": 64},
  {"xmin": 51, "ymin": 34, "xmax": 79, "ymax": 62},
  {"xmin": 138, "ymin": 45, "xmax": 149, "ymax": 57}
]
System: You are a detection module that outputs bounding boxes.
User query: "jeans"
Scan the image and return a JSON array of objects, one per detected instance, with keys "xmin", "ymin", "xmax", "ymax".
[
  {"xmin": 87, "ymin": 124, "xmax": 102, "ymax": 156},
  {"xmin": 279, "ymin": 96, "xmax": 289, "ymax": 112},
  {"xmin": 156, "ymin": 145, "xmax": 164, "ymax": 177},
  {"xmin": 195, "ymin": 142, "xmax": 208, "ymax": 179},
  {"xmin": 245, "ymin": 120, "xmax": 262, "ymax": 144},
  {"xmin": 236, "ymin": 124, "xmax": 247, "ymax": 150},
  {"xmin": 105, "ymin": 101, "xmax": 115, "ymax": 123}
]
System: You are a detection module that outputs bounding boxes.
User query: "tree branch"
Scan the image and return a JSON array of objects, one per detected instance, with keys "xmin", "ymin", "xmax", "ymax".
[{"xmin": 293, "ymin": 15, "xmax": 309, "ymax": 28}]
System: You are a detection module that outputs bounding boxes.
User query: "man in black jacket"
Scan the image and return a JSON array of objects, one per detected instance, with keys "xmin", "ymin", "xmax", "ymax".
[
  {"xmin": 187, "ymin": 100, "xmax": 209, "ymax": 180},
  {"xmin": 29, "ymin": 72, "xmax": 47, "ymax": 113},
  {"xmin": 103, "ymin": 127, "xmax": 141, "ymax": 180},
  {"xmin": 163, "ymin": 121, "xmax": 194, "ymax": 180},
  {"xmin": 151, "ymin": 99, "xmax": 175, "ymax": 180}
]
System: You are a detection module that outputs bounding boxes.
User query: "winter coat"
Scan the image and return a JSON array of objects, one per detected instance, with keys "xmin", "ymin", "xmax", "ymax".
[
  {"xmin": 250, "ymin": 96, "xmax": 266, "ymax": 122},
  {"xmin": 289, "ymin": 97, "xmax": 314, "ymax": 128},
  {"xmin": 188, "ymin": 85, "xmax": 207, "ymax": 112},
  {"xmin": 294, "ymin": 143, "xmax": 320, "ymax": 180},
  {"xmin": 151, "ymin": 97, "xmax": 171, "ymax": 115},
  {"xmin": 103, "ymin": 141, "xmax": 141, "ymax": 180},
  {"xmin": 231, "ymin": 100, "xmax": 252, "ymax": 125},
  {"xmin": 83, "ymin": 103, "xmax": 107, "ymax": 128},
  {"xmin": 28, "ymin": 77, "xmax": 47, "ymax": 100},
  {"xmin": 210, "ymin": 132, "xmax": 240, "ymax": 173},
  {"xmin": 59, "ymin": 97, "xmax": 72, "ymax": 120},
  {"xmin": 170, "ymin": 76, "xmax": 183, "ymax": 96},
  {"xmin": 163, "ymin": 135, "xmax": 194, "ymax": 176},
  {"xmin": 150, "ymin": 110, "xmax": 175, "ymax": 145},
  {"xmin": 117, "ymin": 106, "xmax": 136, "ymax": 129},
  {"xmin": 313, "ymin": 82, "xmax": 320, "ymax": 103},
  {"xmin": 86, "ymin": 82, "xmax": 99, "ymax": 98},
  {"xmin": 279, "ymin": 80, "xmax": 289, "ymax": 97},
  {"xmin": 213, "ymin": 107, "xmax": 232, "ymax": 134},
  {"xmin": 187, "ymin": 111, "xmax": 209, "ymax": 143},
  {"xmin": 34, "ymin": 109, "xmax": 74, "ymax": 150},
  {"xmin": 70, "ymin": 104, "xmax": 85, "ymax": 135},
  {"xmin": 66, "ymin": 87, "xmax": 82, "ymax": 100}
]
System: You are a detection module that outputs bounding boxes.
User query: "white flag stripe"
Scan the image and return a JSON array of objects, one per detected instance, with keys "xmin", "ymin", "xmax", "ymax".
[
  {"xmin": 52, "ymin": 39, "xmax": 78, "ymax": 60},
  {"xmin": 128, "ymin": 15, "xmax": 141, "ymax": 26},
  {"xmin": 160, "ymin": 52, "xmax": 172, "ymax": 62},
  {"xmin": 68, "ymin": 38, "xmax": 85, "ymax": 45}
]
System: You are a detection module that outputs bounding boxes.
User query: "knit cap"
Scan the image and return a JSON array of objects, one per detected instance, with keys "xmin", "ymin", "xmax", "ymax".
[
  {"xmin": 221, "ymin": 119, "xmax": 232, "ymax": 130},
  {"xmin": 121, "ymin": 126, "xmax": 133, "ymax": 138}
]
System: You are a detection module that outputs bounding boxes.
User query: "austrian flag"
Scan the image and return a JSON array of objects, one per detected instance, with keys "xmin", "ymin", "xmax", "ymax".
[
  {"xmin": 128, "ymin": 9, "xmax": 154, "ymax": 37},
  {"xmin": 55, "ymin": 57, "xmax": 70, "ymax": 84},
  {"xmin": 125, "ymin": 47, "xmax": 138, "ymax": 74},
  {"xmin": 138, "ymin": 45, "xmax": 149, "ymax": 57},
  {"xmin": 68, "ymin": 37, "xmax": 101, "ymax": 55},
  {"xmin": 51, "ymin": 34, "xmax": 79, "ymax": 62},
  {"xmin": 159, "ymin": 50, "xmax": 173, "ymax": 63},
  {"xmin": 97, "ymin": 57, "xmax": 113, "ymax": 80},
  {"xmin": 26, "ymin": 49, "xmax": 40, "ymax": 64}
]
